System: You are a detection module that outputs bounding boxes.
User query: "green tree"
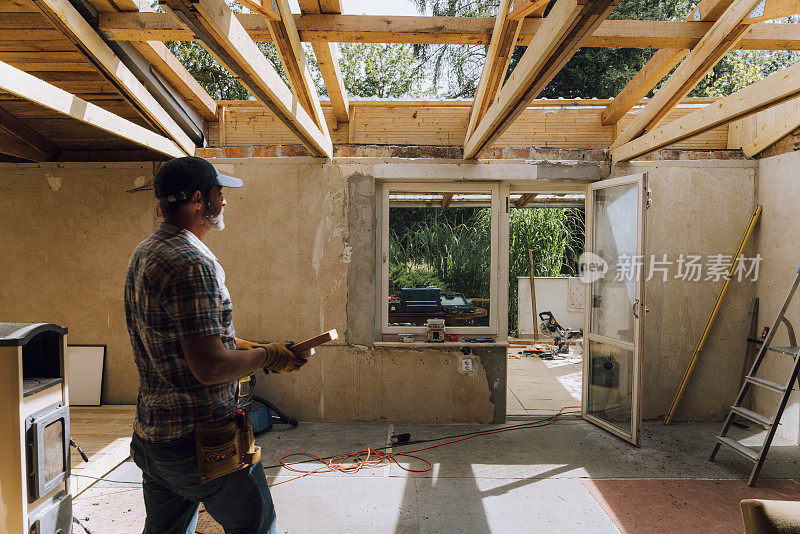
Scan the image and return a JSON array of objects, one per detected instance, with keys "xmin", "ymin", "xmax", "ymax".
[{"xmin": 335, "ymin": 43, "xmax": 431, "ymax": 98}]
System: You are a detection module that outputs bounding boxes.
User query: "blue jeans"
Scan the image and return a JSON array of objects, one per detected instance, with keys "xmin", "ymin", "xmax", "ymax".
[{"xmin": 131, "ymin": 433, "xmax": 277, "ymax": 534}]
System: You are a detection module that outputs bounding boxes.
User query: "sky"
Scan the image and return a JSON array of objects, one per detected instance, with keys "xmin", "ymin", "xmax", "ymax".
[{"xmin": 287, "ymin": 0, "xmax": 422, "ymax": 15}]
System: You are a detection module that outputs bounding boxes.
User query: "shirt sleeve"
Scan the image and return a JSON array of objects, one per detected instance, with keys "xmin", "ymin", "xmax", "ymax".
[{"xmin": 162, "ymin": 259, "xmax": 224, "ymax": 340}]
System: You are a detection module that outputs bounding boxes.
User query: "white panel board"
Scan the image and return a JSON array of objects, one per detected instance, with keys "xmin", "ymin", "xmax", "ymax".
[
  {"xmin": 67, "ymin": 345, "xmax": 105, "ymax": 406},
  {"xmin": 517, "ymin": 277, "xmax": 584, "ymax": 337}
]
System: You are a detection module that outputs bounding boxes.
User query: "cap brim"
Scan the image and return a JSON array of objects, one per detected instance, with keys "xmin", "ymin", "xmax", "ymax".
[{"xmin": 215, "ymin": 172, "xmax": 243, "ymax": 188}]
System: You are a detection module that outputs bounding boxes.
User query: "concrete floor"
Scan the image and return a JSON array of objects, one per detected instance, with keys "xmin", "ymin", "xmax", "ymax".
[
  {"xmin": 73, "ymin": 419, "xmax": 800, "ymax": 533},
  {"xmin": 507, "ymin": 347, "xmax": 582, "ymax": 415}
]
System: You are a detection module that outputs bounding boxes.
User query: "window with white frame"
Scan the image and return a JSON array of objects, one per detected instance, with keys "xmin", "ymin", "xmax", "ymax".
[{"xmin": 379, "ymin": 183, "xmax": 500, "ymax": 337}]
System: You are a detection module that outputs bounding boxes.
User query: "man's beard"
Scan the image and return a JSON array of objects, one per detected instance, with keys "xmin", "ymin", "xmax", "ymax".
[{"xmin": 204, "ymin": 201, "xmax": 225, "ymax": 231}]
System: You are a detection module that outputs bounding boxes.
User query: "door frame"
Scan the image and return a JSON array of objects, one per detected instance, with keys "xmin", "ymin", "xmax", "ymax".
[{"xmin": 581, "ymin": 173, "xmax": 647, "ymax": 445}]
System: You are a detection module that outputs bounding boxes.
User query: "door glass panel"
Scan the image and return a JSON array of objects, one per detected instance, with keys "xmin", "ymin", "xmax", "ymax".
[
  {"xmin": 586, "ymin": 340, "xmax": 633, "ymax": 434},
  {"xmin": 589, "ymin": 183, "xmax": 638, "ymax": 344}
]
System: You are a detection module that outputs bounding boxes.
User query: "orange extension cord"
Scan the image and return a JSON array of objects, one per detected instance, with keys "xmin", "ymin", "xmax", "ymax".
[
  {"xmin": 268, "ymin": 405, "xmax": 580, "ymax": 488},
  {"xmin": 196, "ymin": 406, "xmax": 579, "ymax": 533}
]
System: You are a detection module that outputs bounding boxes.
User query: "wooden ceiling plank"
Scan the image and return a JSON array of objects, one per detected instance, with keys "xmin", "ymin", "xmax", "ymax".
[
  {"xmin": 611, "ymin": 0, "xmax": 765, "ymax": 150},
  {"xmin": 30, "ymin": 0, "xmax": 195, "ymax": 154},
  {"xmin": 266, "ymin": 0, "xmax": 329, "ymax": 131},
  {"xmin": 237, "ymin": 0, "xmax": 280, "ymax": 20},
  {"xmin": 298, "ymin": 0, "xmax": 349, "ymax": 125},
  {"xmin": 162, "ymin": 0, "xmax": 332, "ymax": 156},
  {"xmin": 612, "ymin": 59, "xmax": 800, "ymax": 160},
  {"xmin": 97, "ymin": 12, "xmax": 800, "ymax": 51},
  {"xmin": 464, "ymin": 0, "xmax": 620, "ymax": 159},
  {"xmin": 0, "ymin": 104, "xmax": 61, "ymax": 160},
  {"xmin": 743, "ymin": 106, "xmax": 800, "ymax": 157},
  {"xmin": 0, "ymin": 59, "xmax": 184, "ymax": 157},
  {"xmin": 467, "ymin": 0, "xmax": 520, "ymax": 138}
]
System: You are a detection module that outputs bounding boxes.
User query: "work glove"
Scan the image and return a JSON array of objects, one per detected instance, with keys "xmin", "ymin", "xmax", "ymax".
[{"xmin": 236, "ymin": 338, "xmax": 307, "ymax": 373}]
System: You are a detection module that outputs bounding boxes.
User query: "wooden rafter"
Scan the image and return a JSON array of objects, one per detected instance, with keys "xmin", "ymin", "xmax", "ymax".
[
  {"xmin": 514, "ymin": 193, "xmax": 537, "ymax": 208},
  {"xmin": 107, "ymin": 0, "xmax": 218, "ymax": 122},
  {"xmin": 162, "ymin": 0, "xmax": 332, "ymax": 157},
  {"xmin": 463, "ymin": 0, "xmax": 620, "ymax": 159},
  {"xmin": 601, "ymin": 0, "xmax": 731, "ymax": 127},
  {"xmin": 0, "ymin": 60, "xmax": 184, "ymax": 157},
  {"xmin": 0, "ymin": 104, "xmax": 60, "ymax": 161},
  {"xmin": 237, "ymin": 0, "xmax": 279, "ymax": 21},
  {"xmin": 611, "ymin": 60, "xmax": 800, "ymax": 161},
  {"xmin": 467, "ymin": 0, "xmax": 521, "ymax": 138},
  {"xmin": 297, "ymin": 0, "xmax": 349, "ymax": 126},
  {"xmin": 610, "ymin": 0, "xmax": 766, "ymax": 151},
  {"xmin": 98, "ymin": 13, "xmax": 800, "ymax": 51},
  {"xmin": 267, "ymin": 0, "xmax": 328, "ymax": 131},
  {"xmin": 441, "ymin": 193, "xmax": 453, "ymax": 209},
  {"xmin": 30, "ymin": 0, "xmax": 195, "ymax": 155},
  {"xmin": 508, "ymin": 0, "xmax": 550, "ymax": 20}
]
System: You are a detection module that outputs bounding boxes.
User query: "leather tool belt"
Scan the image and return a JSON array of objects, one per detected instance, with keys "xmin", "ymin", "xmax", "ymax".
[{"xmin": 195, "ymin": 416, "xmax": 261, "ymax": 483}]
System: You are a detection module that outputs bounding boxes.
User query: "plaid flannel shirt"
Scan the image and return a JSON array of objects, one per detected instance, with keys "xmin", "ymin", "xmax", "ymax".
[{"xmin": 124, "ymin": 223, "xmax": 237, "ymax": 442}]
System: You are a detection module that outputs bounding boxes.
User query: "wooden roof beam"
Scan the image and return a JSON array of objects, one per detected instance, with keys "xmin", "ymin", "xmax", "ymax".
[
  {"xmin": 467, "ymin": 0, "xmax": 521, "ymax": 139},
  {"xmin": 298, "ymin": 0, "xmax": 349, "ymax": 126},
  {"xmin": 600, "ymin": 0, "xmax": 731, "ymax": 127},
  {"xmin": 30, "ymin": 0, "xmax": 195, "ymax": 155},
  {"xmin": 98, "ymin": 13, "xmax": 800, "ymax": 51},
  {"xmin": 612, "ymin": 59, "xmax": 800, "ymax": 161},
  {"xmin": 611, "ymin": 0, "xmax": 766, "ymax": 151},
  {"xmin": 0, "ymin": 60, "xmax": 184, "ymax": 157},
  {"xmin": 267, "ymin": 0, "xmax": 328, "ymax": 131},
  {"xmin": 464, "ymin": 0, "xmax": 620, "ymax": 159},
  {"xmin": 106, "ymin": 0, "xmax": 218, "ymax": 121},
  {"xmin": 514, "ymin": 193, "xmax": 537, "ymax": 208},
  {"xmin": 601, "ymin": 0, "xmax": 799, "ymax": 127},
  {"xmin": 508, "ymin": 0, "xmax": 550, "ymax": 21},
  {"xmin": 441, "ymin": 193, "xmax": 453, "ymax": 209},
  {"xmin": 0, "ymin": 103, "xmax": 61, "ymax": 160},
  {"xmin": 161, "ymin": 0, "xmax": 332, "ymax": 157}
]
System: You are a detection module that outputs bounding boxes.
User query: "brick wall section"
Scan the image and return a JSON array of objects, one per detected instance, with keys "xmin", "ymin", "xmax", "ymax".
[{"xmin": 759, "ymin": 129, "xmax": 800, "ymax": 159}]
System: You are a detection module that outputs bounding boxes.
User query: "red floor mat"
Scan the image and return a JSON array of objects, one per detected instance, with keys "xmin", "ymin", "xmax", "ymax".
[{"xmin": 583, "ymin": 478, "xmax": 800, "ymax": 533}]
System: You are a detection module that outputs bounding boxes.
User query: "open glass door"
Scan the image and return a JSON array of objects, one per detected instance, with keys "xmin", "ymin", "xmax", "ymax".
[{"xmin": 582, "ymin": 173, "xmax": 647, "ymax": 445}]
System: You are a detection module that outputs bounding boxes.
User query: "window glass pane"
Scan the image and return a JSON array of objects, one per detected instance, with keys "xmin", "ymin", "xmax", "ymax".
[
  {"xmin": 586, "ymin": 340, "xmax": 633, "ymax": 434},
  {"xmin": 589, "ymin": 183, "xmax": 638, "ymax": 343},
  {"xmin": 388, "ymin": 191, "xmax": 491, "ymax": 329}
]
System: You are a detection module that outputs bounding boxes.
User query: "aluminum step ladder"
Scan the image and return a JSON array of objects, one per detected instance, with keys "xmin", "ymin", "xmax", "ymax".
[{"xmin": 709, "ymin": 267, "xmax": 800, "ymax": 486}]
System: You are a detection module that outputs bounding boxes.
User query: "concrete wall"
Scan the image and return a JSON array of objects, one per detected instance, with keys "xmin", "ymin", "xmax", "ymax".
[
  {"xmin": 612, "ymin": 160, "xmax": 756, "ymax": 421},
  {"xmin": 752, "ymin": 150, "xmax": 800, "ymax": 443}
]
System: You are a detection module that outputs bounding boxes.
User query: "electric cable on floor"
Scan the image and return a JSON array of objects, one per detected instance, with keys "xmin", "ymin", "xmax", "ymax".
[
  {"xmin": 71, "ymin": 406, "xmax": 580, "ymax": 488},
  {"xmin": 268, "ymin": 406, "xmax": 580, "ymax": 487}
]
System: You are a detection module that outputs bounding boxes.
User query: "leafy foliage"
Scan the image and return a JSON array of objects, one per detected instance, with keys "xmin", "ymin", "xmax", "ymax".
[{"xmin": 388, "ymin": 204, "xmax": 584, "ymax": 333}]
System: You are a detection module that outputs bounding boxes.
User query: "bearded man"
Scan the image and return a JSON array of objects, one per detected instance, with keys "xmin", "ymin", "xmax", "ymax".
[{"xmin": 124, "ymin": 157, "xmax": 308, "ymax": 534}]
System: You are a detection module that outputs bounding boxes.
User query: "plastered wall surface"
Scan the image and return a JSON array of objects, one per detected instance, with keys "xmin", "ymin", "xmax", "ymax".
[
  {"xmin": 753, "ymin": 150, "xmax": 800, "ymax": 443},
  {"xmin": 612, "ymin": 161, "xmax": 756, "ymax": 421},
  {"xmin": 0, "ymin": 158, "xmax": 509, "ymax": 421},
  {"xmin": 1, "ymin": 156, "xmax": 758, "ymax": 424},
  {"xmin": 0, "ymin": 162, "xmax": 157, "ymax": 403}
]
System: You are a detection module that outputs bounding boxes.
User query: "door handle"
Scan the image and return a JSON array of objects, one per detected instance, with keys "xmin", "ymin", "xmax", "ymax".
[{"xmin": 632, "ymin": 299, "xmax": 640, "ymax": 319}]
